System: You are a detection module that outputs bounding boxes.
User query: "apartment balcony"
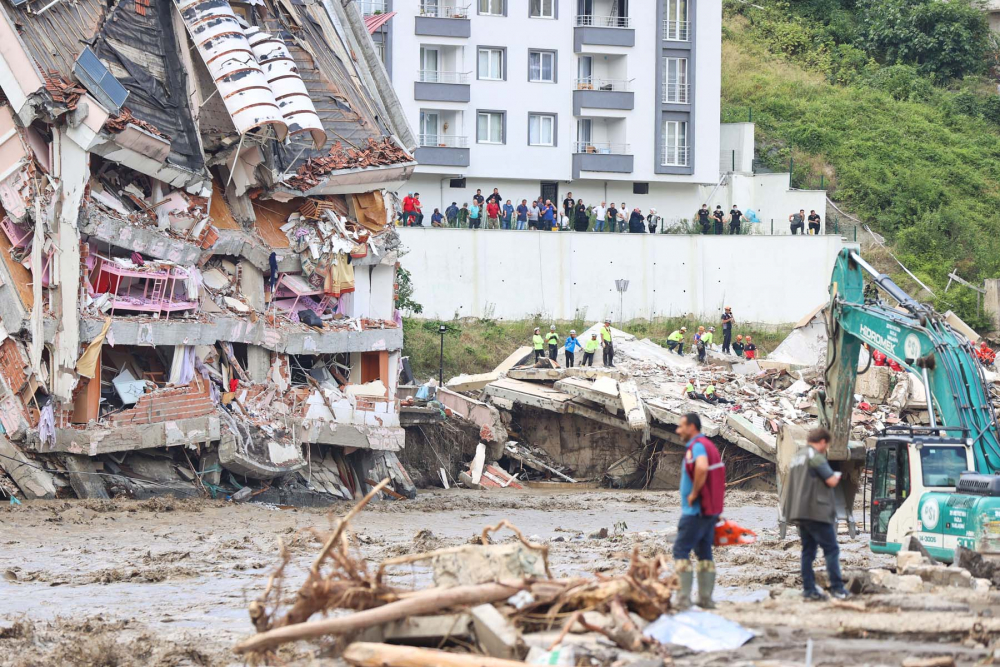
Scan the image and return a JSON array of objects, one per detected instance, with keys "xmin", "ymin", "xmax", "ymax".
[
  {"xmin": 660, "ymin": 145, "xmax": 690, "ymax": 168},
  {"xmin": 357, "ymin": 0, "xmax": 387, "ymax": 16},
  {"xmin": 572, "ymin": 142, "xmax": 633, "ymax": 175},
  {"xmin": 415, "ymin": 134, "xmax": 470, "ymax": 167},
  {"xmin": 573, "ymin": 14, "xmax": 635, "ymax": 50},
  {"xmin": 573, "ymin": 78, "xmax": 634, "ymax": 114},
  {"xmin": 414, "ymin": 70, "xmax": 471, "ymax": 102},
  {"xmin": 415, "ymin": 3, "xmax": 471, "ymax": 38},
  {"xmin": 661, "ymin": 81, "xmax": 690, "ymax": 105},
  {"xmin": 662, "ymin": 19, "xmax": 691, "ymax": 42}
]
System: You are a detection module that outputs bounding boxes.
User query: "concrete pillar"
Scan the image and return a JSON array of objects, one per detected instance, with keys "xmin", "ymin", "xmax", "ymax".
[
  {"xmin": 985, "ymin": 279, "xmax": 1000, "ymax": 332},
  {"xmin": 240, "ymin": 261, "xmax": 265, "ymax": 312},
  {"xmin": 246, "ymin": 345, "xmax": 269, "ymax": 383},
  {"xmin": 50, "ymin": 128, "xmax": 88, "ymax": 402}
]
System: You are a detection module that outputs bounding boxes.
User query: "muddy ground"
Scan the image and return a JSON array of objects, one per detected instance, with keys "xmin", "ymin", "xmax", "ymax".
[{"xmin": 1, "ymin": 489, "xmax": 997, "ymax": 666}]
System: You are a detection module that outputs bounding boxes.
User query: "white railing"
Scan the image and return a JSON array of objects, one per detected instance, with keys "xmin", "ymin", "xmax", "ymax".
[
  {"xmin": 663, "ymin": 19, "xmax": 690, "ymax": 41},
  {"xmin": 661, "ymin": 81, "xmax": 690, "ymax": 104},
  {"xmin": 419, "ymin": 3, "xmax": 470, "ymax": 18},
  {"xmin": 575, "ymin": 14, "xmax": 632, "ymax": 28},
  {"xmin": 419, "ymin": 70, "xmax": 471, "ymax": 84},
  {"xmin": 574, "ymin": 77, "xmax": 632, "ymax": 92},
  {"xmin": 661, "ymin": 145, "xmax": 690, "ymax": 167},
  {"xmin": 418, "ymin": 134, "xmax": 469, "ymax": 148},
  {"xmin": 356, "ymin": 0, "xmax": 387, "ymax": 15},
  {"xmin": 574, "ymin": 142, "xmax": 630, "ymax": 155}
]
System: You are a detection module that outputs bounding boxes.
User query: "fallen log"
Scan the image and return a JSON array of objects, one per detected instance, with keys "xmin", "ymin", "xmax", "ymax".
[
  {"xmin": 234, "ymin": 581, "xmax": 528, "ymax": 655},
  {"xmin": 344, "ymin": 642, "xmax": 530, "ymax": 667}
]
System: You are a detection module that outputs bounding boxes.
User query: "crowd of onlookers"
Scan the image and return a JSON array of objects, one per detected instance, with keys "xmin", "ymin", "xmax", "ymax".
[{"xmin": 400, "ymin": 190, "xmax": 825, "ymax": 235}]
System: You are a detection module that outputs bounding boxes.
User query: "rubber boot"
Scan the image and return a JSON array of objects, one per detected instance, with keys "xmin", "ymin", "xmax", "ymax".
[
  {"xmin": 674, "ymin": 560, "xmax": 693, "ymax": 610},
  {"xmin": 696, "ymin": 561, "xmax": 716, "ymax": 609}
]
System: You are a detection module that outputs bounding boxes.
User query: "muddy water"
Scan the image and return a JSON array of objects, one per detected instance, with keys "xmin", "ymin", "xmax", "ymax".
[{"xmin": 0, "ymin": 490, "xmax": 993, "ymax": 666}]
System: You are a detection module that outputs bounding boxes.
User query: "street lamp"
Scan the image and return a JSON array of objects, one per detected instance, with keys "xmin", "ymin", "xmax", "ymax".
[
  {"xmin": 438, "ymin": 325, "xmax": 447, "ymax": 386},
  {"xmin": 615, "ymin": 279, "xmax": 629, "ymax": 328}
]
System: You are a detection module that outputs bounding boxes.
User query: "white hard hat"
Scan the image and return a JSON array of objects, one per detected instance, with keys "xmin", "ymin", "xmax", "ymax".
[
  {"xmin": 570, "ymin": 330, "xmax": 577, "ymax": 335},
  {"xmin": 550, "ymin": 325, "xmax": 556, "ymax": 330}
]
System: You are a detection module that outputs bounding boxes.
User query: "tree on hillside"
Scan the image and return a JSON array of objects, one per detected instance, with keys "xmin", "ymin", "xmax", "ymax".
[{"xmin": 859, "ymin": 0, "xmax": 994, "ymax": 81}]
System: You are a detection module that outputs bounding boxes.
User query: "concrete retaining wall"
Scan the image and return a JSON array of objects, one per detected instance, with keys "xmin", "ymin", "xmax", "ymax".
[{"xmin": 398, "ymin": 228, "xmax": 844, "ymax": 324}]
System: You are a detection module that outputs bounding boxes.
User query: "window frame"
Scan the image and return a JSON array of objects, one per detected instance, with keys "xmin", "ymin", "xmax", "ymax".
[
  {"xmin": 477, "ymin": 47, "xmax": 506, "ymax": 81},
  {"xmin": 477, "ymin": 110, "xmax": 506, "ymax": 145},
  {"xmin": 528, "ymin": 50, "xmax": 557, "ymax": 83},
  {"xmin": 662, "ymin": 119, "xmax": 688, "ymax": 166},
  {"xmin": 529, "ymin": 0, "xmax": 555, "ymax": 19},
  {"xmin": 663, "ymin": 57, "xmax": 689, "ymax": 104},
  {"xmin": 528, "ymin": 112, "xmax": 556, "ymax": 147},
  {"xmin": 478, "ymin": 0, "xmax": 505, "ymax": 16}
]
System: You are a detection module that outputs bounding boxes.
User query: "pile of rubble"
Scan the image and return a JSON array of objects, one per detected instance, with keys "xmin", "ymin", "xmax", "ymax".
[
  {"xmin": 231, "ymin": 480, "xmax": 756, "ymax": 665},
  {"xmin": 411, "ymin": 309, "xmax": 968, "ymax": 492}
]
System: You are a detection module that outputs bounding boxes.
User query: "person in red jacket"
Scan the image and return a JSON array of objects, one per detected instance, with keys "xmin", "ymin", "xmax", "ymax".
[
  {"xmin": 402, "ymin": 192, "xmax": 415, "ymax": 225},
  {"xmin": 977, "ymin": 341, "xmax": 996, "ymax": 367},
  {"xmin": 743, "ymin": 336, "xmax": 757, "ymax": 360},
  {"xmin": 673, "ymin": 413, "xmax": 725, "ymax": 610},
  {"xmin": 485, "ymin": 199, "xmax": 501, "ymax": 229}
]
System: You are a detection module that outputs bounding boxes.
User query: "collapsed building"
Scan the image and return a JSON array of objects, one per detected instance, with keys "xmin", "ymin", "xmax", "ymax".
[{"xmin": 0, "ymin": 0, "xmax": 422, "ymax": 502}]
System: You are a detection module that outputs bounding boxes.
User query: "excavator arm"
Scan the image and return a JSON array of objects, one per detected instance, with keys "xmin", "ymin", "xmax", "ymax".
[{"xmin": 820, "ymin": 249, "xmax": 1000, "ymax": 471}]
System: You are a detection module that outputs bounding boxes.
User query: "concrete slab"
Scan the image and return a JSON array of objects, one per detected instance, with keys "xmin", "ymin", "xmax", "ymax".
[
  {"xmin": 618, "ymin": 380, "xmax": 648, "ymax": 432},
  {"xmin": 506, "ymin": 366, "xmax": 622, "ymax": 382},
  {"xmin": 446, "ymin": 346, "xmax": 532, "ymax": 392},
  {"xmin": 554, "ymin": 377, "xmax": 621, "ymax": 413},
  {"xmin": 64, "ymin": 453, "xmax": 110, "ymax": 499},
  {"xmin": 436, "ymin": 387, "xmax": 508, "ymax": 444},
  {"xmin": 726, "ymin": 413, "xmax": 777, "ymax": 462},
  {"xmin": 0, "ymin": 435, "xmax": 55, "ymax": 499},
  {"xmin": 49, "ymin": 415, "xmax": 221, "ymax": 455},
  {"xmin": 82, "ymin": 214, "xmax": 204, "ymax": 265},
  {"xmin": 219, "ymin": 429, "xmax": 306, "ymax": 480},
  {"xmin": 484, "ymin": 378, "xmax": 574, "ymax": 414}
]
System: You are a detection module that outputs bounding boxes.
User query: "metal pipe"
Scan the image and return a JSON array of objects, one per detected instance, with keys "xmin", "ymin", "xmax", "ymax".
[
  {"xmin": 848, "ymin": 251, "xmax": 921, "ymax": 313},
  {"xmin": 923, "ymin": 367, "xmax": 937, "ymax": 428}
]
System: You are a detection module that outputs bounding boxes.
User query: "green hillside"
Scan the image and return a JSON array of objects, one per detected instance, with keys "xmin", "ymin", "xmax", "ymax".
[{"xmin": 722, "ymin": 0, "xmax": 1000, "ymax": 328}]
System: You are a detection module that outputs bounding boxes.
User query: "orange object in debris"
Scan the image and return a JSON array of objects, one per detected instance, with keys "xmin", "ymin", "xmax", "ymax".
[{"xmin": 714, "ymin": 519, "xmax": 757, "ymax": 546}]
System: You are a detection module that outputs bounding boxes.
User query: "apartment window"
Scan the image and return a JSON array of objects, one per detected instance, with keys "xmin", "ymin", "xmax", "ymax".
[
  {"xmin": 374, "ymin": 41, "xmax": 386, "ymax": 65},
  {"xmin": 478, "ymin": 48, "xmax": 504, "ymax": 80},
  {"xmin": 662, "ymin": 120, "xmax": 688, "ymax": 166},
  {"xmin": 477, "ymin": 111, "xmax": 505, "ymax": 144},
  {"xmin": 664, "ymin": 0, "xmax": 689, "ymax": 41},
  {"xmin": 419, "ymin": 111, "xmax": 439, "ymax": 146},
  {"xmin": 528, "ymin": 113, "xmax": 555, "ymax": 146},
  {"xmin": 528, "ymin": 51, "xmax": 555, "ymax": 83},
  {"xmin": 479, "ymin": 0, "xmax": 504, "ymax": 15},
  {"xmin": 663, "ymin": 57, "xmax": 688, "ymax": 103},
  {"xmin": 530, "ymin": 0, "xmax": 554, "ymax": 18}
]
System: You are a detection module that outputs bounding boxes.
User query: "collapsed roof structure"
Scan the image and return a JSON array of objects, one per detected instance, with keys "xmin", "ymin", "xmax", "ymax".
[{"xmin": 0, "ymin": 0, "xmax": 421, "ymax": 501}]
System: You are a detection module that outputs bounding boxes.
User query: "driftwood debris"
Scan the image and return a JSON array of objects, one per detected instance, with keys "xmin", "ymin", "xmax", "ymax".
[{"xmin": 344, "ymin": 642, "xmax": 530, "ymax": 667}]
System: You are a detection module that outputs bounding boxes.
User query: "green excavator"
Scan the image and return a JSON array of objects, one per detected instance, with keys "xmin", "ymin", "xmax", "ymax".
[{"xmin": 790, "ymin": 248, "xmax": 1000, "ymax": 561}]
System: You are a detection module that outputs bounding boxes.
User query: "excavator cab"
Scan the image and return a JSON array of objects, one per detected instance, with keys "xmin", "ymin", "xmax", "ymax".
[{"xmin": 870, "ymin": 425, "xmax": 973, "ymax": 557}]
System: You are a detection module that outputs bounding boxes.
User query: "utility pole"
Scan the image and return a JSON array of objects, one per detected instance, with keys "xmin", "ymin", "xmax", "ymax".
[{"xmin": 438, "ymin": 325, "xmax": 447, "ymax": 386}]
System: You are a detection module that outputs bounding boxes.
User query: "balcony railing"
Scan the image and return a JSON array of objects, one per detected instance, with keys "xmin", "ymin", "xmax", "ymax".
[
  {"xmin": 661, "ymin": 81, "xmax": 690, "ymax": 104},
  {"xmin": 419, "ymin": 70, "xmax": 471, "ymax": 84},
  {"xmin": 419, "ymin": 3, "xmax": 470, "ymax": 18},
  {"xmin": 663, "ymin": 19, "xmax": 690, "ymax": 41},
  {"xmin": 661, "ymin": 145, "xmax": 690, "ymax": 167},
  {"xmin": 418, "ymin": 134, "xmax": 469, "ymax": 148},
  {"xmin": 356, "ymin": 0, "xmax": 387, "ymax": 15},
  {"xmin": 574, "ymin": 141, "xmax": 630, "ymax": 155},
  {"xmin": 574, "ymin": 77, "xmax": 632, "ymax": 92},
  {"xmin": 575, "ymin": 14, "xmax": 632, "ymax": 28}
]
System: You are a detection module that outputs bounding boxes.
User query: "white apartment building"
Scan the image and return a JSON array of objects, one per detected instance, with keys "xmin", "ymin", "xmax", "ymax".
[{"xmin": 362, "ymin": 0, "xmax": 721, "ymax": 220}]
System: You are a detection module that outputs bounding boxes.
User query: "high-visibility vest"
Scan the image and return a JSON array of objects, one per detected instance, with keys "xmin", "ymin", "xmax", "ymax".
[
  {"xmin": 601, "ymin": 327, "xmax": 612, "ymax": 342},
  {"xmin": 701, "ymin": 332, "xmax": 714, "ymax": 346},
  {"xmin": 705, "ymin": 384, "xmax": 716, "ymax": 396},
  {"xmin": 685, "ymin": 383, "xmax": 695, "ymax": 394},
  {"xmin": 546, "ymin": 332, "xmax": 559, "ymax": 345},
  {"xmin": 532, "ymin": 335, "xmax": 544, "ymax": 350},
  {"xmin": 668, "ymin": 330, "xmax": 684, "ymax": 342},
  {"xmin": 584, "ymin": 339, "xmax": 599, "ymax": 353}
]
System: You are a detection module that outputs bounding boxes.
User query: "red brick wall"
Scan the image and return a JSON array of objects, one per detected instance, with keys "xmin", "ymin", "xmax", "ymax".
[{"xmin": 108, "ymin": 380, "xmax": 214, "ymax": 426}]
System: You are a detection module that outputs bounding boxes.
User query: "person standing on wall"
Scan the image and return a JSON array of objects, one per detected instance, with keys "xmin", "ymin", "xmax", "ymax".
[
  {"xmin": 457, "ymin": 203, "xmax": 470, "ymax": 228},
  {"xmin": 789, "ymin": 209, "xmax": 806, "ymax": 235},
  {"xmin": 673, "ymin": 413, "xmax": 725, "ymax": 610},
  {"xmin": 713, "ymin": 205, "xmax": 725, "ymax": 234},
  {"xmin": 648, "ymin": 208, "xmax": 659, "ymax": 234},
  {"xmin": 583, "ymin": 333, "xmax": 599, "ymax": 366},
  {"xmin": 469, "ymin": 202, "xmax": 482, "ymax": 229},
  {"xmin": 486, "ymin": 198, "xmax": 501, "ymax": 230},
  {"xmin": 728, "ymin": 205, "xmax": 743, "ymax": 235},
  {"xmin": 528, "ymin": 200, "xmax": 540, "ymax": 230},
  {"xmin": 532, "ymin": 328, "xmax": 545, "ymax": 362},
  {"xmin": 430, "ymin": 208, "xmax": 443, "ymax": 227},
  {"xmin": 574, "ymin": 199, "xmax": 589, "ymax": 232},
  {"xmin": 445, "ymin": 201, "xmax": 459, "ymax": 228},
  {"xmin": 486, "ymin": 187, "xmax": 502, "ymax": 207},
  {"xmin": 564, "ymin": 330, "xmax": 580, "ymax": 367},
  {"xmin": 808, "ymin": 209, "xmax": 822, "ymax": 235},
  {"xmin": 502, "ymin": 199, "xmax": 515, "ymax": 230},
  {"xmin": 628, "ymin": 207, "xmax": 645, "ymax": 233},
  {"xmin": 546, "ymin": 325, "xmax": 560, "ymax": 361},
  {"xmin": 402, "ymin": 192, "xmax": 415, "ymax": 226},
  {"xmin": 472, "ymin": 189, "xmax": 485, "ymax": 209},
  {"xmin": 594, "ymin": 201, "xmax": 607, "ymax": 233},
  {"xmin": 697, "ymin": 204, "xmax": 712, "ymax": 235},
  {"xmin": 780, "ymin": 427, "xmax": 850, "ymax": 601},
  {"xmin": 541, "ymin": 200, "xmax": 556, "ymax": 231},
  {"xmin": 601, "ymin": 318, "xmax": 615, "ymax": 367},
  {"xmin": 606, "ymin": 203, "xmax": 619, "ymax": 234},
  {"xmin": 516, "ymin": 199, "xmax": 529, "ymax": 231},
  {"xmin": 721, "ymin": 307, "xmax": 735, "ymax": 354},
  {"xmin": 618, "ymin": 202, "xmax": 628, "ymax": 232},
  {"xmin": 563, "ymin": 192, "xmax": 575, "ymax": 221}
]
